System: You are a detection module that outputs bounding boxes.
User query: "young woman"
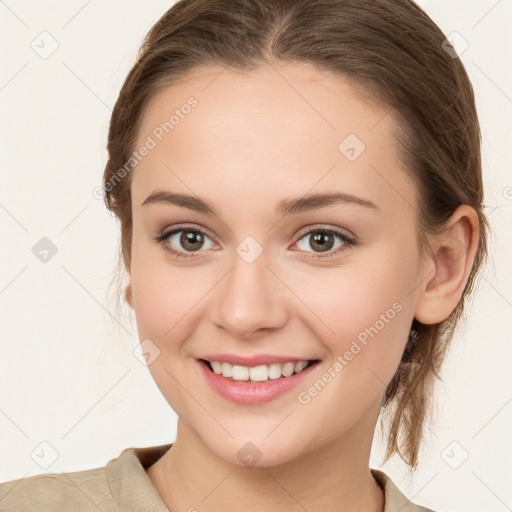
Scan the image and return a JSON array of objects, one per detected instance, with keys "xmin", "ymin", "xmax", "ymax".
[{"xmin": 0, "ymin": 0, "xmax": 489, "ymax": 510}]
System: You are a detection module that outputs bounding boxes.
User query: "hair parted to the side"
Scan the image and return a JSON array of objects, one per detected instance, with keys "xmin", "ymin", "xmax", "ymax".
[{"xmin": 102, "ymin": 0, "xmax": 490, "ymax": 471}]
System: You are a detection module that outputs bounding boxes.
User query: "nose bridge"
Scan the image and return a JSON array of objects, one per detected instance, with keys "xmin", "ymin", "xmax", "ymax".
[{"xmin": 210, "ymin": 238, "xmax": 288, "ymax": 338}]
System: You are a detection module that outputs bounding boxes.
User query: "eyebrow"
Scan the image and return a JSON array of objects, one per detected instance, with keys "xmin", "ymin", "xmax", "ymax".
[{"xmin": 141, "ymin": 190, "xmax": 380, "ymax": 216}]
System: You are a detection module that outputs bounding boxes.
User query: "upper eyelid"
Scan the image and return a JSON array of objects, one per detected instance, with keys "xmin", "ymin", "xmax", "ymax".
[{"xmin": 295, "ymin": 224, "xmax": 353, "ymax": 240}]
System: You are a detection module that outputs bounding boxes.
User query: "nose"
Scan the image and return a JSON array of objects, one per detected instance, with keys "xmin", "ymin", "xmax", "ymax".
[{"xmin": 208, "ymin": 250, "xmax": 289, "ymax": 340}]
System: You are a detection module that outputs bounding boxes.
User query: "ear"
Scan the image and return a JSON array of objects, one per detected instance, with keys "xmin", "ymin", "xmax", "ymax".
[
  {"xmin": 414, "ymin": 205, "xmax": 480, "ymax": 325},
  {"xmin": 125, "ymin": 283, "xmax": 134, "ymax": 309}
]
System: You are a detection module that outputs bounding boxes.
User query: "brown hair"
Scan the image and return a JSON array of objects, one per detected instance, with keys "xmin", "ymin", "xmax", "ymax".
[{"xmin": 103, "ymin": 0, "xmax": 490, "ymax": 470}]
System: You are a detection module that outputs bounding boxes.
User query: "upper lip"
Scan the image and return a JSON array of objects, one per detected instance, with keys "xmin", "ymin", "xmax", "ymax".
[{"xmin": 199, "ymin": 354, "xmax": 319, "ymax": 367}]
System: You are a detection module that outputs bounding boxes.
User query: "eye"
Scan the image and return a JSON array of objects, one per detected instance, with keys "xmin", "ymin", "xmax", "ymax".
[
  {"xmin": 154, "ymin": 224, "xmax": 356, "ymax": 261},
  {"xmin": 154, "ymin": 225, "xmax": 217, "ymax": 259},
  {"xmin": 292, "ymin": 225, "xmax": 355, "ymax": 259}
]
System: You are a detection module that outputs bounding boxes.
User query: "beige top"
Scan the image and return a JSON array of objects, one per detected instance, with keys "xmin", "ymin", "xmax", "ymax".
[{"xmin": 0, "ymin": 443, "xmax": 436, "ymax": 512}]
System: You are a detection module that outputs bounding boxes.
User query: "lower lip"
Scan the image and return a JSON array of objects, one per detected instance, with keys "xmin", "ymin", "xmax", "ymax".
[{"xmin": 198, "ymin": 359, "xmax": 320, "ymax": 405}]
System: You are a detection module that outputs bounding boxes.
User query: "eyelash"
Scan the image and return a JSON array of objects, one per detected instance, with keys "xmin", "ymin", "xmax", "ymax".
[{"xmin": 153, "ymin": 224, "xmax": 356, "ymax": 261}]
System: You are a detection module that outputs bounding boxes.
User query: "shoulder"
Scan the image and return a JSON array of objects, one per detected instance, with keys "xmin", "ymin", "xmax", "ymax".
[
  {"xmin": 0, "ymin": 444, "xmax": 172, "ymax": 512},
  {"xmin": 371, "ymin": 468, "xmax": 440, "ymax": 512},
  {"xmin": 0, "ymin": 466, "xmax": 111, "ymax": 512}
]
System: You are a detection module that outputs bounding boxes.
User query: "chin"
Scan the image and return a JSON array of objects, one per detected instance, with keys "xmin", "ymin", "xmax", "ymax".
[{"xmin": 207, "ymin": 435, "xmax": 300, "ymax": 469}]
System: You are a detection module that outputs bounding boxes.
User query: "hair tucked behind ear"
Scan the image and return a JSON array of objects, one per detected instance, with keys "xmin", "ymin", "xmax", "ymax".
[{"xmin": 103, "ymin": 0, "xmax": 490, "ymax": 470}]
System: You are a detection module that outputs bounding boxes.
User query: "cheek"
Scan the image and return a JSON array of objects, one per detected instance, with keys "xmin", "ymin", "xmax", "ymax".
[
  {"xmin": 131, "ymin": 272, "xmax": 200, "ymax": 341},
  {"xmin": 301, "ymin": 246, "xmax": 416, "ymax": 384},
  {"xmin": 129, "ymin": 236, "xmax": 204, "ymax": 342}
]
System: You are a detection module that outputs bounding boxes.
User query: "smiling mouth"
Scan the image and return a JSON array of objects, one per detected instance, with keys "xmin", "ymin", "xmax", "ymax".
[{"xmin": 199, "ymin": 358, "xmax": 321, "ymax": 382}]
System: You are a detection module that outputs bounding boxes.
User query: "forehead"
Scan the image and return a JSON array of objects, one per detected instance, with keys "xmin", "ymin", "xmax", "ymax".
[{"xmin": 131, "ymin": 62, "xmax": 416, "ymax": 219}]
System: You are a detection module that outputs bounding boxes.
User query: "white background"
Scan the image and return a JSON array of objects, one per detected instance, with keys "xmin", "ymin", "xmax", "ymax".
[{"xmin": 0, "ymin": 1, "xmax": 511, "ymax": 510}]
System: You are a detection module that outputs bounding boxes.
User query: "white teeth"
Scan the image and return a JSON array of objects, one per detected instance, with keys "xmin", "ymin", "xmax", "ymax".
[
  {"xmin": 210, "ymin": 361, "xmax": 222, "ymax": 374},
  {"xmin": 281, "ymin": 362, "xmax": 295, "ymax": 377},
  {"xmin": 221, "ymin": 362, "xmax": 232, "ymax": 377},
  {"xmin": 232, "ymin": 365, "xmax": 249, "ymax": 381},
  {"xmin": 247, "ymin": 365, "xmax": 267, "ymax": 381},
  {"xmin": 268, "ymin": 364, "xmax": 282, "ymax": 380},
  {"xmin": 207, "ymin": 359, "xmax": 312, "ymax": 381},
  {"xmin": 294, "ymin": 360, "xmax": 308, "ymax": 373}
]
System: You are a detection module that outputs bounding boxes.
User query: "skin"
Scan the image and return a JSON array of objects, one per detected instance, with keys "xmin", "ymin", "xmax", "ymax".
[{"xmin": 125, "ymin": 61, "xmax": 479, "ymax": 512}]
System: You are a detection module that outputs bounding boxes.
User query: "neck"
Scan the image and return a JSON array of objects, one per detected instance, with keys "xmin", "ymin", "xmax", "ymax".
[{"xmin": 147, "ymin": 404, "xmax": 385, "ymax": 512}]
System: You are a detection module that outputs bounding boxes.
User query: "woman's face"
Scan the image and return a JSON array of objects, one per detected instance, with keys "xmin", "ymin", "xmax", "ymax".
[{"xmin": 127, "ymin": 62, "xmax": 426, "ymax": 466}]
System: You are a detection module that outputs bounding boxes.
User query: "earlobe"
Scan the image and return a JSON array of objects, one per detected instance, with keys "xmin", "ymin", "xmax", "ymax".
[
  {"xmin": 414, "ymin": 205, "xmax": 480, "ymax": 325},
  {"xmin": 125, "ymin": 283, "xmax": 134, "ymax": 309}
]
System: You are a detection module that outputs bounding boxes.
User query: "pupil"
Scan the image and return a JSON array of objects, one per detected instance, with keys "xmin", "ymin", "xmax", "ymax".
[
  {"xmin": 312, "ymin": 232, "xmax": 333, "ymax": 252},
  {"xmin": 181, "ymin": 231, "xmax": 204, "ymax": 251}
]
